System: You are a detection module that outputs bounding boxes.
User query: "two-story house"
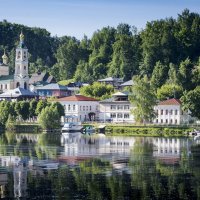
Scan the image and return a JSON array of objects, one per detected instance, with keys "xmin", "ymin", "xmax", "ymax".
[{"xmin": 99, "ymin": 92, "xmax": 134, "ymax": 123}]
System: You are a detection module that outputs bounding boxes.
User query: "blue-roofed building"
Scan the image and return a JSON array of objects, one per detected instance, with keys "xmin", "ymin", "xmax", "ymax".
[
  {"xmin": 0, "ymin": 87, "xmax": 38, "ymax": 101},
  {"xmin": 34, "ymin": 83, "xmax": 71, "ymax": 98}
]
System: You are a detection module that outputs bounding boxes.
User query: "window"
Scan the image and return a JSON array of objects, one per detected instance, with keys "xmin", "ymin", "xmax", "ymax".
[
  {"xmin": 24, "ymin": 66, "xmax": 26, "ymax": 70},
  {"xmin": 117, "ymin": 113, "xmax": 123, "ymax": 118},
  {"xmin": 96, "ymin": 105, "xmax": 99, "ymax": 111},
  {"xmin": 175, "ymin": 119, "xmax": 177, "ymax": 124},
  {"xmin": 17, "ymin": 51, "xmax": 21, "ymax": 59},
  {"xmin": 83, "ymin": 106, "xmax": 85, "ymax": 111},
  {"xmin": 0, "ymin": 85, "xmax": 2, "ymax": 90},
  {"xmin": 175, "ymin": 110, "xmax": 178, "ymax": 115},
  {"xmin": 80, "ymin": 106, "xmax": 82, "ymax": 111},
  {"xmin": 124, "ymin": 113, "xmax": 129, "ymax": 118},
  {"xmin": 161, "ymin": 110, "xmax": 163, "ymax": 115},
  {"xmin": 68, "ymin": 105, "xmax": 71, "ymax": 111},
  {"xmin": 111, "ymin": 113, "xmax": 116, "ymax": 118},
  {"xmin": 161, "ymin": 119, "xmax": 163, "ymax": 123},
  {"xmin": 110, "ymin": 105, "xmax": 116, "ymax": 110},
  {"xmin": 169, "ymin": 110, "xmax": 173, "ymax": 115},
  {"xmin": 117, "ymin": 105, "xmax": 123, "ymax": 110},
  {"xmin": 166, "ymin": 119, "xmax": 168, "ymax": 123},
  {"xmin": 170, "ymin": 119, "xmax": 173, "ymax": 124},
  {"xmin": 90, "ymin": 106, "xmax": 92, "ymax": 111},
  {"xmin": 124, "ymin": 105, "xmax": 130, "ymax": 110},
  {"xmin": 165, "ymin": 110, "xmax": 168, "ymax": 115},
  {"xmin": 73, "ymin": 105, "xmax": 75, "ymax": 111},
  {"xmin": 156, "ymin": 110, "xmax": 158, "ymax": 115},
  {"xmin": 86, "ymin": 106, "xmax": 88, "ymax": 111},
  {"xmin": 156, "ymin": 119, "xmax": 158, "ymax": 123}
]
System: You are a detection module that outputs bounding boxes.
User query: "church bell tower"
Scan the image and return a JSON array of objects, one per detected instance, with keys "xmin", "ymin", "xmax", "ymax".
[{"xmin": 14, "ymin": 32, "xmax": 29, "ymax": 89}]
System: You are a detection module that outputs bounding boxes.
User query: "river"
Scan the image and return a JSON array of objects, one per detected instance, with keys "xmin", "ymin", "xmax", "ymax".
[{"xmin": 0, "ymin": 132, "xmax": 199, "ymax": 199}]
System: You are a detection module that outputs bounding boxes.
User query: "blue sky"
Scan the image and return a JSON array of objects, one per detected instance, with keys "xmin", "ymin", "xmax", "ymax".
[{"xmin": 1, "ymin": 0, "xmax": 199, "ymax": 39}]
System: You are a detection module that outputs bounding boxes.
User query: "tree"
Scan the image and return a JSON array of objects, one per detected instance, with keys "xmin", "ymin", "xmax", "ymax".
[
  {"xmin": 181, "ymin": 86, "xmax": 200, "ymax": 119},
  {"xmin": 29, "ymin": 99, "xmax": 38, "ymax": 118},
  {"xmin": 157, "ymin": 84, "xmax": 183, "ymax": 100},
  {"xmin": 79, "ymin": 82, "xmax": 114, "ymax": 100},
  {"xmin": 54, "ymin": 38, "xmax": 81, "ymax": 80},
  {"xmin": 129, "ymin": 75, "xmax": 156, "ymax": 123},
  {"xmin": 150, "ymin": 61, "xmax": 168, "ymax": 90},
  {"xmin": 35, "ymin": 100, "xmax": 48, "ymax": 116},
  {"xmin": 51, "ymin": 102, "xmax": 65, "ymax": 117},
  {"xmin": 108, "ymin": 34, "xmax": 140, "ymax": 80},
  {"xmin": 0, "ymin": 101, "xmax": 12, "ymax": 126},
  {"xmin": 178, "ymin": 58, "xmax": 194, "ymax": 90},
  {"xmin": 14, "ymin": 101, "xmax": 30, "ymax": 121},
  {"xmin": 38, "ymin": 106, "xmax": 60, "ymax": 129}
]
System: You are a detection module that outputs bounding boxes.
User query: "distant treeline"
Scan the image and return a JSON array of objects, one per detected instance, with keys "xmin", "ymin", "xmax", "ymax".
[{"xmin": 0, "ymin": 9, "xmax": 200, "ymax": 90}]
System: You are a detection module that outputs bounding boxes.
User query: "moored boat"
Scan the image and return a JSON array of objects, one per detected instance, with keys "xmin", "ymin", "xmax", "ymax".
[{"xmin": 62, "ymin": 122, "xmax": 83, "ymax": 132}]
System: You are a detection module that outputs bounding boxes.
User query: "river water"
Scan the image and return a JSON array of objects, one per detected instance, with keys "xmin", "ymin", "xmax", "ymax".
[{"xmin": 0, "ymin": 132, "xmax": 199, "ymax": 200}]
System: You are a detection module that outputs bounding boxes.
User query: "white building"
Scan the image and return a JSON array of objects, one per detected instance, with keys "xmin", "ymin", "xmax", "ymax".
[
  {"xmin": 99, "ymin": 92, "xmax": 134, "ymax": 123},
  {"xmin": 55, "ymin": 95, "xmax": 99, "ymax": 122},
  {"xmin": 0, "ymin": 32, "xmax": 29, "ymax": 92},
  {"xmin": 154, "ymin": 98, "xmax": 192, "ymax": 125}
]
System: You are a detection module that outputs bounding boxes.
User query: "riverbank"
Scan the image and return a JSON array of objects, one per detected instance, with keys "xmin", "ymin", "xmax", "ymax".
[{"xmin": 104, "ymin": 125, "xmax": 193, "ymax": 137}]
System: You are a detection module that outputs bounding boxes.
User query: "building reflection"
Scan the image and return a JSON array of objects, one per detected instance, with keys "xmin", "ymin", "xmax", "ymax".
[{"xmin": 0, "ymin": 132, "xmax": 199, "ymax": 198}]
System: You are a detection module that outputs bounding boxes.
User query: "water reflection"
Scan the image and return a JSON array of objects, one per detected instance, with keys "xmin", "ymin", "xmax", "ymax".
[{"xmin": 0, "ymin": 132, "xmax": 199, "ymax": 199}]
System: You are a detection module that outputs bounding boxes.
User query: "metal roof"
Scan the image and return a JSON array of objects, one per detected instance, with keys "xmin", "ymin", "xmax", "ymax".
[{"xmin": 0, "ymin": 87, "xmax": 38, "ymax": 98}]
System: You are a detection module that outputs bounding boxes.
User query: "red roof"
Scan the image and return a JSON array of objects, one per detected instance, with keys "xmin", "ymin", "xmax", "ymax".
[
  {"xmin": 56, "ymin": 95, "xmax": 98, "ymax": 102},
  {"xmin": 158, "ymin": 98, "xmax": 181, "ymax": 105}
]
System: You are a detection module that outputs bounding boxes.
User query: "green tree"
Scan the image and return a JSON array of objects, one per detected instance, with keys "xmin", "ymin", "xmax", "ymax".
[
  {"xmin": 38, "ymin": 106, "xmax": 60, "ymax": 129},
  {"xmin": 178, "ymin": 58, "xmax": 194, "ymax": 90},
  {"xmin": 14, "ymin": 101, "xmax": 30, "ymax": 121},
  {"xmin": 51, "ymin": 102, "xmax": 65, "ymax": 117},
  {"xmin": 54, "ymin": 38, "xmax": 81, "ymax": 80},
  {"xmin": 79, "ymin": 82, "xmax": 114, "ymax": 100},
  {"xmin": 0, "ymin": 101, "xmax": 12, "ymax": 126},
  {"xmin": 150, "ymin": 61, "xmax": 168, "ymax": 89},
  {"xmin": 29, "ymin": 99, "xmax": 38, "ymax": 118},
  {"xmin": 35, "ymin": 100, "xmax": 48, "ymax": 116},
  {"xmin": 129, "ymin": 75, "xmax": 156, "ymax": 123},
  {"xmin": 181, "ymin": 86, "xmax": 200, "ymax": 119},
  {"xmin": 157, "ymin": 84, "xmax": 183, "ymax": 100}
]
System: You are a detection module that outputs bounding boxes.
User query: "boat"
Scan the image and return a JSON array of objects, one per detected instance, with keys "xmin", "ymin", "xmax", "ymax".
[
  {"xmin": 83, "ymin": 125, "xmax": 95, "ymax": 135},
  {"xmin": 61, "ymin": 122, "xmax": 83, "ymax": 132},
  {"xmin": 188, "ymin": 129, "xmax": 200, "ymax": 136}
]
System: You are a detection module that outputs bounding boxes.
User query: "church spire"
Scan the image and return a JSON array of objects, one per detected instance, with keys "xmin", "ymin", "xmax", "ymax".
[
  {"xmin": 2, "ymin": 49, "xmax": 8, "ymax": 65},
  {"xmin": 18, "ymin": 31, "xmax": 26, "ymax": 48},
  {"xmin": 20, "ymin": 32, "xmax": 24, "ymax": 42}
]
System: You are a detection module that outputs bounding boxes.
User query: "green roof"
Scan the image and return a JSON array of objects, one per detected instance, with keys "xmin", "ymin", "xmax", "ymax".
[{"xmin": 0, "ymin": 75, "xmax": 14, "ymax": 83}]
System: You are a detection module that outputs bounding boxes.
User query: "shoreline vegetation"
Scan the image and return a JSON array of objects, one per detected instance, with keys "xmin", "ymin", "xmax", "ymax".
[{"xmin": 0, "ymin": 123, "xmax": 194, "ymax": 137}]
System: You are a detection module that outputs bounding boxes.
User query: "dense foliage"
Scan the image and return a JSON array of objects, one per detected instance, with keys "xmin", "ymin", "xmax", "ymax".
[
  {"xmin": 1, "ymin": 9, "xmax": 200, "ymax": 118},
  {"xmin": 79, "ymin": 82, "xmax": 114, "ymax": 100},
  {"xmin": 1, "ymin": 9, "xmax": 199, "ymax": 84},
  {"xmin": 0, "ymin": 100, "xmax": 64, "ymax": 129}
]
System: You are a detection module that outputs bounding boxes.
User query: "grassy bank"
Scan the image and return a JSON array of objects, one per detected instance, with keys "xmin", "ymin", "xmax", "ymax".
[{"xmin": 105, "ymin": 125, "xmax": 193, "ymax": 137}]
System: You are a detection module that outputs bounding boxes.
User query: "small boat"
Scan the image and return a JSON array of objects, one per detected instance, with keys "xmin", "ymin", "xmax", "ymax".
[
  {"xmin": 83, "ymin": 125, "xmax": 95, "ymax": 134},
  {"xmin": 188, "ymin": 129, "xmax": 200, "ymax": 136},
  {"xmin": 62, "ymin": 122, "xmax": 83, "ymax": 132}
]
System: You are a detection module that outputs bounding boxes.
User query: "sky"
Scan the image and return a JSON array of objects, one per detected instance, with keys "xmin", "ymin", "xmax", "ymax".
[{"xmin": 0, "ymin": 0, "xmax": 200, "ymax": 39}]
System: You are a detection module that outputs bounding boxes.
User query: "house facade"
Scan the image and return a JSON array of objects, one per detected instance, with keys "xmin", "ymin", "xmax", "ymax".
[
  {"xmin": 99, "ymin": 92, "xmax": 134, "ymax": 123},
  {"xmin": 33, "ymin": 83, "xmax": 70, "ymax": 98},
  {"xmin": 55, "ymin": 95, "xmax": 99, "ymax": 122},
  {"xmin": 153, "ymin": 98, "xmax": 192, "ymax": 125}
]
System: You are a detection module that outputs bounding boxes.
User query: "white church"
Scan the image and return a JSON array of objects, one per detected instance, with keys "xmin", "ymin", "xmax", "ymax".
[{"xmin": 0, "ymin": 32, "xmax": 29, "ymax": 92}]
